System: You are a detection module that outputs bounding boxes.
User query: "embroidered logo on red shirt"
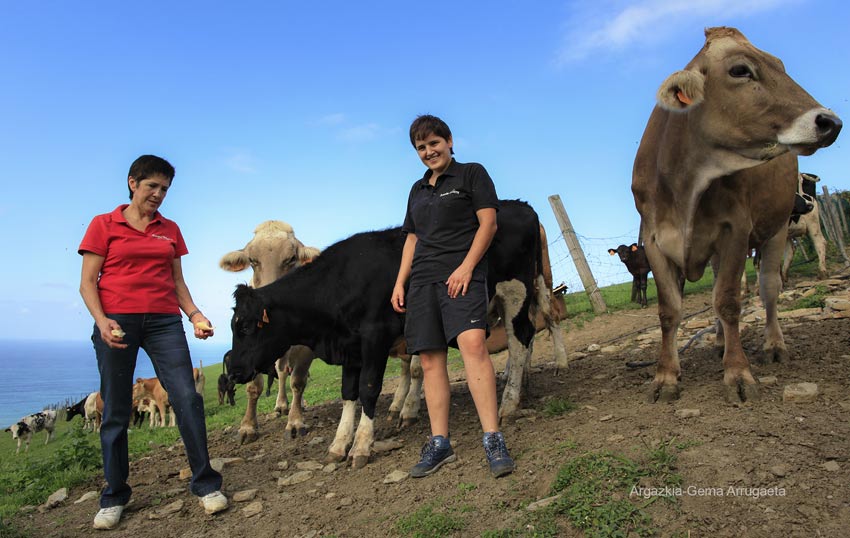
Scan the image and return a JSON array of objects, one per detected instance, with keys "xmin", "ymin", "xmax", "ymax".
[{"xmin": 151, "ymin": 233, "xmax": 174, "ymax": 241}]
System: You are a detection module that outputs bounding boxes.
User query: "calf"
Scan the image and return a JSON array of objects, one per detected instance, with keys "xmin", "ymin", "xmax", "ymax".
[
  {"xmin": 83, "ymin": 391, "xmax": 103, "ymax": 432},
  {"xmin": 608, "ymin": 243, "xmax": 651, "ymax": 307},
  {"xmin": 5, "ymin": 410, "xmax": 57, "ymax": 454},
  {"xmin": 132, "ymin": 377, "xmax": 174, "ymax": 428},
  {"xmin": 193, "ymin": 359, "xmax": 206, "ymax": 397},
  {"xmin": 218, "ymin": 352, "xmax": 237, "ymax": 406}
]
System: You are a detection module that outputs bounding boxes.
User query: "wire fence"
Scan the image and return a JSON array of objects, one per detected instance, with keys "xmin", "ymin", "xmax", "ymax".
[{"xmin": 547, "ymin": 228, "xmax": 641, "ymax": 294}]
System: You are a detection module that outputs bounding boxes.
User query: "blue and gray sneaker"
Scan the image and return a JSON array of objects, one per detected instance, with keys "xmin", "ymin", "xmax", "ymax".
[
  {"xmin": 410, "ymin": 435, "xmax": 457, "ymax": 478},
  {"xmin": 483, "ymin": 431, "xmax": 515, "ymax": 478}
]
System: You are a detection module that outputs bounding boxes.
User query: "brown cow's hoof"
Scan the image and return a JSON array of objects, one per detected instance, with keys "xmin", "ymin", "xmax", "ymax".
[
  {"xmin": 324, "ymin": 451, "xmax": 346, "ymax": 464},
  {"xmin": 350, "ymin": 455, "xmax": 369, "ymax": 469},
  {"xmin": 275, "ymin": 407, "xmax": 289, "ymax": 417},
  {"xmin": 647, "ymin": 383, "xmax": 680, "ymax": 403},
  {"xmin": 399, "ymin": 417, "xmax": 419, "ymax": 429},
  {"xmin": 387, "ymin": 411, "xmax": 399, "ymax": 424},
  {"xmin": 237, "ymin": 429, "xmax": 260, "ymax": 445},
  {"xmin": 724, "ymin": 381, "xmax": 759, "ymax": 404},
  {"xmin": 759, "ymin": 347, "xmax": 789, "ymax": 365}
]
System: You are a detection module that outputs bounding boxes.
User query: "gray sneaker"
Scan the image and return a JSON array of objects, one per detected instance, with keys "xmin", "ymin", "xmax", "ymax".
[
  {"xmin": 483, "ymin": 432, "xmax": 515, "ymax": 478},
  {"xmin": 410, "ymin": 435, "xmax": 457, "ymax": 478}
]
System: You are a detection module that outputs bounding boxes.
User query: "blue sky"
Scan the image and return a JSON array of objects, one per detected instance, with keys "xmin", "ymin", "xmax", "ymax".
[{"xmin": 1, "ymin": 0, "xmax": 847, "ymax": 354}]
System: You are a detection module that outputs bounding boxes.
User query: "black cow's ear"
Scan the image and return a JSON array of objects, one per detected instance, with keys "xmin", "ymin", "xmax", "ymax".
[
  {"xmin": 608, "ymin": 249, "xmax": 616, "ymax": 255},
  {"xmin": 630, "ymin": 244, "xmax": 638, "ymax": 251}
]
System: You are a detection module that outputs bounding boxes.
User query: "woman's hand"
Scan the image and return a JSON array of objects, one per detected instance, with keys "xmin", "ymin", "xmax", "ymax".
[
  {"xmin": 446, "ymin": 264, "xmax": 473, "ymax": 298},
  {"xmin": 193, "ymin": 315, "xmax": 215, "ymax": 339},
  {"xmin": 98, "ymin": 320, "xmax": 128, "ymax": 350},
  {"xmin": 391, "ymin": 284, "xmax": 406, "ymax": 313}
]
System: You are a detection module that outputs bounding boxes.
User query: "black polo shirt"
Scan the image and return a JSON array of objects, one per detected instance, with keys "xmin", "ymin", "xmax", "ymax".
[{"xmin": 402, "ymin": 159, "xmax": 499, "ymax": 286}]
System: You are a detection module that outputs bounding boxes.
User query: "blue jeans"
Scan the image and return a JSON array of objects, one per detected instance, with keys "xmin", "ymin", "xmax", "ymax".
[{"xmin": 92, "ymin": 314, "xmax": 222, "ymax": 508}]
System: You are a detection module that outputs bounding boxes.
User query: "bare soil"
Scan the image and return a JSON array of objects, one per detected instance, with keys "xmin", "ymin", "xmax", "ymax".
[{"xmin": 13, "ymin": 273, "xmax": 850, "ymax": 538}]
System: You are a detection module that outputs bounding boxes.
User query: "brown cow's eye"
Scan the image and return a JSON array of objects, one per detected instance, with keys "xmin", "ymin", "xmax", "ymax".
[{"xmin": 729, "ymin": 64, "xmax": 753, "ymax": 78}]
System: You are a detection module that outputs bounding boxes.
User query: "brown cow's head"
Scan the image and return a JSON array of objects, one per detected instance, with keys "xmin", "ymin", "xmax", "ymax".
[
  {"xmin": 219, "ymin": 220, "xmax": 320, "ymax": 288},
  {"xmin": 656, "ymin": 27, "xmax": 841, "ymax": 165}
]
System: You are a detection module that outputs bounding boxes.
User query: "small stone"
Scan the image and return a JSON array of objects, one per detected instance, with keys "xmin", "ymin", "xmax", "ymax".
[
  {"xmin": 45, "ymin": 488, "xmax": 68, "ymax": 508},
  {"xmin": 307, "ymin": 436, "xmax": 325, "ymax": 446},
  {"xmin": 783, "ymin": 383, "xmax": 819, "ymax": 403},
  {"xmin": 325, "ymin": 492, "xmax": 337, "ymax": 499},
  {"xmin": 601, "ymin": 345, "xmax": 620, "ymax": 354},
  {"xmin": 74, "ymin": 491, "xmax": 99, "ymax": 504},
  {"xmin": 148, "ymin": 499, "xmax": 183, "ymax": 519},
  {"xmin": 599, "ymin": 414, "xmax": 613, "ymax": 422},
  {"xmin": 606, "ymin": 434, "xmax": 625, "ymax": 443},
  {"xmin": 278, "ymin": 470, "xmax": 313, "ymax": 487},
  {"xmin": 373, "ymin": 439, "xmax": 404, "ymax": 453},
  {"xmin": 526, "ymin": 494, "xmax": 562, "ymax": 512},
  {"xmin": 586, "ymin": 344, "xmax": 601, "ymax": 352},
  {"xmin": 675, "ymin": 409, "xmax": 701, "ymax": 418},
  {"xmin": 295, "ymin": 461, "xmax": 325, "ymax": 471},
  {"xmin": 825, "ymin": 297, "xmax": 850, "ymax": 311},
  {"xmin": 383, "ymin": 470, "xmax": 409, "ymax": 484},
  {"xmin": 179, "ymin": 468, "xmax": 192, "ymax": 480},
  {"xmin": 822, "ymin": 461, "xmax": 841, "ymax": 472},
  {"xmin": 758, "ymin": 376, "xmax": 778, "ymax": 386},
  {"xmin": 339, "ymin": 497, "xmax": 354, "ymax": 507},
  {"xmin": 770, "ymin": 464, "xmax": 789, "ymax": 477},
  {"xmin": 210, "ymin": 457, "xmax": 244, "ymax": 472},
  {"xmin": 233, "ymin": 489, "xmax": 258, "ymax": 502},
  {"xmin": 322, "ymin": 463, "xmax": 338, "ymax": 473},
  {"xmin": 242, "ymin": 501, "xmax": 263, "ymax": 518},
  {"xmin": 277, "ymin": 460, "xmax": 290, "ymax": 470}
]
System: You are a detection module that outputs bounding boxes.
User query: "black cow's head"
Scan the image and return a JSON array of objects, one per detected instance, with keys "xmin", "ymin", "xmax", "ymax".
[
  {"xmin": 608, "ymin": 244, "xmax": 637, "ymax": 264},
  {"xmin": 229, "ymin": 284, "xmax": 288, "ymax": 384}
]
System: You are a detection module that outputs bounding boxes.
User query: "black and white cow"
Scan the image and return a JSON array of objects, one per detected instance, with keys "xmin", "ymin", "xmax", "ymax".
[
  {"xmin": 5, "ymin": 410, "xmax": 57, "ymax": 454},
  {"xmin": 228, "ymin": 200, "xmax": 552, "ymax": 468}
]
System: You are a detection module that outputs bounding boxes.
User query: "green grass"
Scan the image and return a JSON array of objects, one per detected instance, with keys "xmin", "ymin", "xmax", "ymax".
[
  {"xmin": 395, "ymin": 502, "xmax": 466, "ymax": 537},
  {"xmin": 487, "ymin": 440, "xmax": 685, "ymax": 538}
]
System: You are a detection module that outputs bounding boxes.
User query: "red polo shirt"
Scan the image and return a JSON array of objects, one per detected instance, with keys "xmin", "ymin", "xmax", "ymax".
[{"xmin": 79, "ymin": 205, "xmax": 188, "ymax": 314}]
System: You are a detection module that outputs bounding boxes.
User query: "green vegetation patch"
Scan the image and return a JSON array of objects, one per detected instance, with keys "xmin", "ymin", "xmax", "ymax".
[{"xmin": 395, "ymin": 502, "xmax": 466, "ymax": 538}]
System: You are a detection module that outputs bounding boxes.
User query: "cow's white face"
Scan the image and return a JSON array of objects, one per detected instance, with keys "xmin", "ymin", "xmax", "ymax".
[{"xmin": 656, "ymin": 29, "xmax": 841, "ymax": 168}]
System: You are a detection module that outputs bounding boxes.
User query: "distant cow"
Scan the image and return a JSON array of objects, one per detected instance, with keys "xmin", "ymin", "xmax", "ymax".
[
  {"xmin": 608, "ymin": 243, "xmax": 651, "ymax": 307},
  {"xmin": 64, "ymin": 395, "xmax": 88, "ymax": 423},
  {"xmin": 632, "ymin": 27, "xmax": 841, "ymax": 404},
  {"xmin": 784, "ymin": 172, "xmax": 828, "ymax": 281},
  {"xmin": 5, "ymin": 410, "xmax": 57, "ymax": 454},
  {"xmin": 83, "ymin": 391, "xmax": 103, "ymax": 432},
  {"xmin": 132, "ymin": 377, "xmax": 174, "ymax": 428},
  {"xmin": 228, "ymin": 200, "xmax": 553, "ymax": 468},
  {"xmin": 218, "ymin": 352, "xmax": 237, "ymax": 406}
]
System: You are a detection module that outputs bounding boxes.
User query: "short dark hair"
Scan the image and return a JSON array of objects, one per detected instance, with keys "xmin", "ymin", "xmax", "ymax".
[
  {"xmin": 127, "ymin": 155, "xmax": 175, "ymax": 199},
  {"xmin": 409, "ymin": 115, "xmax": 453, "ymax": 153}
]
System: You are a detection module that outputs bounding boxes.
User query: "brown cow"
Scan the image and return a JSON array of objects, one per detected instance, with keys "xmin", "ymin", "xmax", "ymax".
[
  {"xmin": 632, "ymin": 27, "xmax": 841, "ymax": 403},
  {"xmin": 220, "ymin": 220, "xmax": 320, "ymax": 443},
  {"xmin": 132, "ymin": 377, "xmax": 174, "ymax": 427},
  {"xmin": 783, "ymin": 173, "xmax": 828, "ymax": 282}
]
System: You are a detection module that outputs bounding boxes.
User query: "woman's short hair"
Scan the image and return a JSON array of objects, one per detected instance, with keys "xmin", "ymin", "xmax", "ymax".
[
  {"xmin": 409, "ymin": 115, "xmax": 453, "ymax": 149},
  {"xmin": 127, "ymin": 155, "xmax": 175, "ymax": 200}
]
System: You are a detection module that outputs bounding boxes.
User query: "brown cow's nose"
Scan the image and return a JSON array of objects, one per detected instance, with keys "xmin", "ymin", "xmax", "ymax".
[{"xmin": 815, "ymin": 112, "xmax": 842, "ymax": 147}]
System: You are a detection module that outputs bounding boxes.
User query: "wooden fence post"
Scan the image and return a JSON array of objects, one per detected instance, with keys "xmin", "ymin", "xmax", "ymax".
[
  {"xmin": 822, "ymin": 186, "xmax": 850, "ymax": 264},
  {"xmin": 833, "ymin": 196, "xmax": 848, "ymax": 237},
  {"xmin": 548, "ymin": 194, "xmax": 608, "ymax": 314}
]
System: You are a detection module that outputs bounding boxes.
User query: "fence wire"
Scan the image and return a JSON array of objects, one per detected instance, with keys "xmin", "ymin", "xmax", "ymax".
[{"xmin": 547, "ymin": 229, "xmax": 641, "ymax": 294}]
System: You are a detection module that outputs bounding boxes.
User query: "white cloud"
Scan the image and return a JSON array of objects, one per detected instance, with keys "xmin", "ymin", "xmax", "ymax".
[
  {"xmin": 223, "ymin": 149, "xmax": 258, "ymax": 174},
  {"xmin": 315, "ymin": 113, "xmax": 346, "ymax": 126},
  {"xmin": 556, "ymin": 0, "xmax": 798, "ymax": 64},
  {"xmin": 338, "ymin": 123, "xmax": 382, "ymax": 142}
]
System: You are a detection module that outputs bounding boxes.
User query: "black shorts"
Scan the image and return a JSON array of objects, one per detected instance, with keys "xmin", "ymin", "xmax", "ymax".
[{"xmin": 405, "ymin": 280, "xmax": 489, "ymax": 354}]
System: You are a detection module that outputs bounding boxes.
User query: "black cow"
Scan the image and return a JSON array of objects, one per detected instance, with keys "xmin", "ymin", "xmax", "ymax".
[
  {"xmin": 229, "ymin": 200, "xmax": 550, "ymax": 468},
  {"xmin": 64, "ymin": 395, "xmax": 88, "ymax": 422},
  {"xmin": 218, "ymin": 351, "xmax": 237, "ymax": 406},
  {"xmin": 608, "ymin": 243, "xmax": 651, "ymax": 307}
]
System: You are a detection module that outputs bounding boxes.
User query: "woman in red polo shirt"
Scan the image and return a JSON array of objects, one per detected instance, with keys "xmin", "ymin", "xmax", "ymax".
[{"xmin": 79, "ymin": 155, "xmax": 228, "ymax": 530}]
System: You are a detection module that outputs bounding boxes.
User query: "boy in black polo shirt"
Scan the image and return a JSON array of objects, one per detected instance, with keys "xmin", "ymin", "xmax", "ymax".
[{"xmin": 391, "ymin": 115, "xmax": 515, "ymax": 478}]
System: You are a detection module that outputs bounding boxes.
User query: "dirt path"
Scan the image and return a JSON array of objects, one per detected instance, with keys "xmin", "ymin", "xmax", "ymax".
[{"xmin": 13, "ymin": 272, "xmax": 850, "ymax": 538}]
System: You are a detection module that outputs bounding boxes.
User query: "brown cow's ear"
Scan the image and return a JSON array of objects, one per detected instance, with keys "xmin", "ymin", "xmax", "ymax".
[{"xmin": 657, "ymin": 70, "xmax": 705, "ymax": 111}]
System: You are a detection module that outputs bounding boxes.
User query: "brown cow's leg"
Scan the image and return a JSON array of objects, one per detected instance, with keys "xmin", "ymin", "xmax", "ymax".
[
  {"xmin": 810, "ymin": 222, "xmax": 828, "ymax": 279},
  {"xmin": 388, "ymin": 356, "xmax": 411, "ymax": 424},
  {"xmin": 714, "ymin": 235, "xmax": 759, "ymax": 404},
  {"xmin": 400, "ymin": 354, "xmax": 423, "ymax": 427},
  {"xmin": 238, "ymin": 374, "xmax": 263, "ymax": 444},
  {"xmin": 273, "ymin": 357, "xmax": 290, "ymax": 416},
  {"xmin": 759, "ymin": 231, "xmax": 789, "ymax": 364},
  {"xmin": 283, "ymin": 346, "xmax": 313, "ymax": 437},
  {"xmin": 644, "ymin": 243, "xmax": 683, "ymax": 402}
]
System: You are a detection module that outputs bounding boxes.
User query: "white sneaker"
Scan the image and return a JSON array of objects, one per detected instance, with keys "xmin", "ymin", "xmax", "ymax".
[
  {"xmin": 93, "ymin": 505, "xmax": 124, "ymax": 530},
  {"xmin": 199, "ymin": 490, "xmax": 228, "ymax": 514}
]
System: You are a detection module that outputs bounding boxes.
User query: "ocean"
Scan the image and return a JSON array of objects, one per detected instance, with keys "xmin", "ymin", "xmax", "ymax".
[{"xmin": 0, "ymin": 339, "xmax": 230, "ymax": 427}]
